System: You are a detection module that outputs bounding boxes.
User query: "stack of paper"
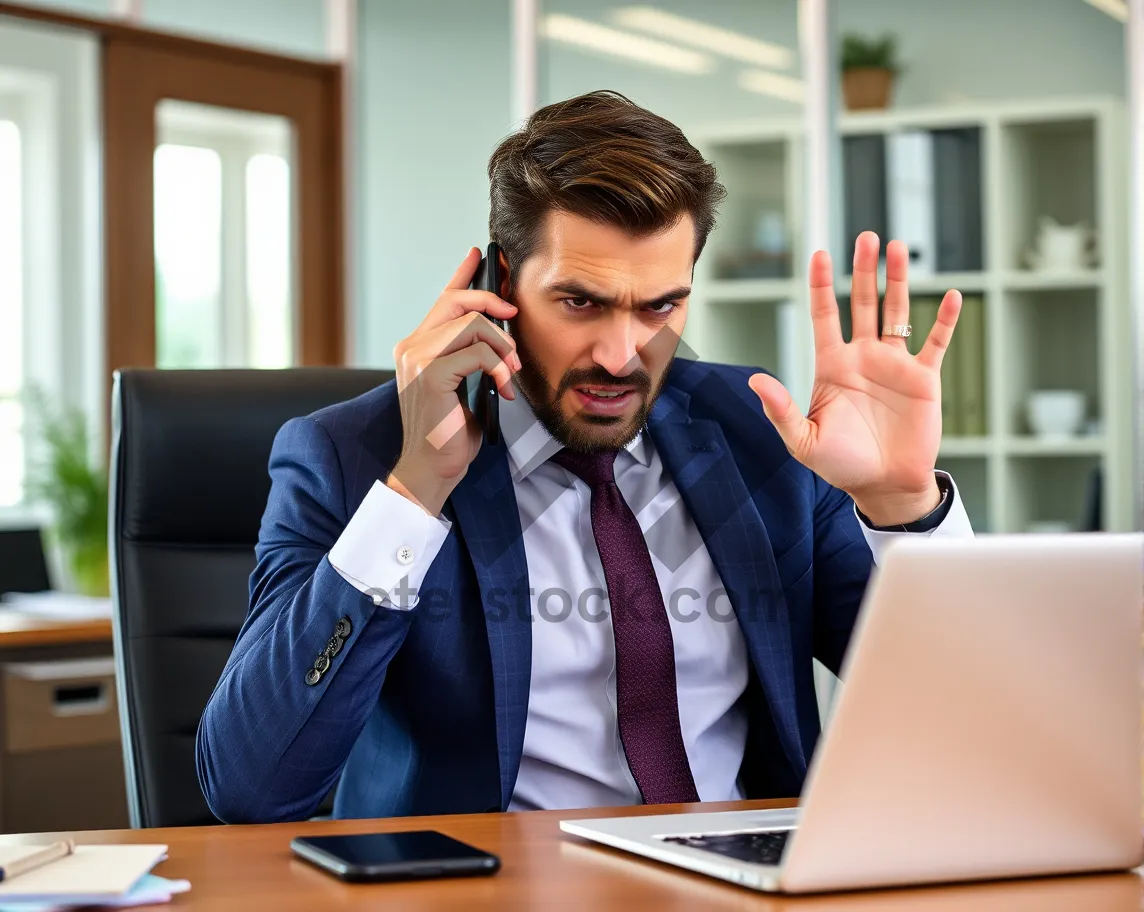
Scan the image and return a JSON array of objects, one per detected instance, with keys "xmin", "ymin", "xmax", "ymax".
[
  {"xmin": 0, "ymin": 844, "xmax": 189, "ymax": 910},
  {"xmin": 0, "ymin": 592, "xmax": 112, "ymax": 622}
]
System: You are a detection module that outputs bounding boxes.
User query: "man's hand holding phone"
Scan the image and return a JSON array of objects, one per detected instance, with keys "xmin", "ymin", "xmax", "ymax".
[{"xmin": 387, "ymin": 247, "xmax": 520, "ymax": 517}]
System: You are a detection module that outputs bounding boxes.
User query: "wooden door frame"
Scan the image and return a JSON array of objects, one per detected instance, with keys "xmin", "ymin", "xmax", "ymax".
[{"xmin": 0, "ymin": 3, "xmax": 345, "ymax": 374}]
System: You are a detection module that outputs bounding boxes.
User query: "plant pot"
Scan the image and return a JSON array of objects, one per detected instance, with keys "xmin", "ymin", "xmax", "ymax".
[{"xmin": 842, "ymin": 67, "xmax": 895, "ymax": 111}]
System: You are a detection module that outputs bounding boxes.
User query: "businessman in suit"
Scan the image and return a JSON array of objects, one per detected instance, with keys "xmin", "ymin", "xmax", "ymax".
[{"xmin": 197, "ymin": 91, "xmax": 972, "ymax": 824}]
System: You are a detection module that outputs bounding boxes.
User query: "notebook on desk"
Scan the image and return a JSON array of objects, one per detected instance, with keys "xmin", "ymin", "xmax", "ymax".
[{"xmin": 0, "ymin": 844, "xmax": 168, "ymax": 904}]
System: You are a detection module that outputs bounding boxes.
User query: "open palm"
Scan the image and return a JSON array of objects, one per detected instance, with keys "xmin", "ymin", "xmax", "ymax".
[{"xmin": 749, "ymin": 232, "xmax": 962, "ymax": 518}]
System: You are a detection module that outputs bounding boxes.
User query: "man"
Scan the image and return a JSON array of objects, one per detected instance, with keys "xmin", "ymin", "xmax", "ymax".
[{"xmin": 197, "ymin": 90, "xmax": 972, "ymax": 824}]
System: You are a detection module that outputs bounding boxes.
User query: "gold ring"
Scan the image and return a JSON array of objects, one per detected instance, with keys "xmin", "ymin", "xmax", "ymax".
[{"xmin": 883, "ymin": 324, "xmax": 912, "ymax": 338}]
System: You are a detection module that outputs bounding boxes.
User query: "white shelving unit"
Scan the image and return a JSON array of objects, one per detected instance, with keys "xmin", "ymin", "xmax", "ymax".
[{"xmin": 687, "ymin": 98, "xmax": 1129, "ymax": 533}]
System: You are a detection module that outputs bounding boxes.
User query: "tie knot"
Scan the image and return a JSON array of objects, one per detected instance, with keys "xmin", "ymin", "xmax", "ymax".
[{"xmin": 550, "ymin": 447, "xmax": 618, "ymax": 487}]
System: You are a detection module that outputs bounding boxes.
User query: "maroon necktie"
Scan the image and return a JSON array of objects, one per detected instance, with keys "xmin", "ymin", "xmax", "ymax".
[{"xmin": 550, "ymin": 447, "xmax": 700, "ymax": 805}]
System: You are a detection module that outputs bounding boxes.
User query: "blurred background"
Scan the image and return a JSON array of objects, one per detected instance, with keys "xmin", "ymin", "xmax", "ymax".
[{"xmin": 0, "ymin": 0, "xmax": 1138, "ymax": 831}]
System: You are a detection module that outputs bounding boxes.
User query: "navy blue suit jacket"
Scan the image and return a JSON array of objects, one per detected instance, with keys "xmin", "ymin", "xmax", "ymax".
[{"xmin": 196, "ymin": 360, "xmax": 874, "ymax": 823}]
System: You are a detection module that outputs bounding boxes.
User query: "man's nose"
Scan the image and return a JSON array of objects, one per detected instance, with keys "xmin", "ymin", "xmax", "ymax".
[{"xmin": 591, "ymin": 312, "xmax": 644, "ymax": 378}]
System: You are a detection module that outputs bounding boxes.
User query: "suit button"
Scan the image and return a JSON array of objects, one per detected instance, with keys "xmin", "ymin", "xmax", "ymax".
[
  {"xmin": 313, "ymin": 652, "xmax": 331, "ymax": 675},
  {"xmin": 335, "ymin": 617, "xmax": 352, "ymax": 639},
  {"xmin": 305, "ymin": 668, "xmax": 321, "ymax": 686},
  {"xmin": 325, "ymin": 635, "xmax": 343, "ymax": 658}
]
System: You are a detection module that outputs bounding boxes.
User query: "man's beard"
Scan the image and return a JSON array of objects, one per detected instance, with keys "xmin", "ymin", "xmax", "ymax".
[{"xmin": 511, "ymin": 329, "xmax": 675, "ymax": 455}]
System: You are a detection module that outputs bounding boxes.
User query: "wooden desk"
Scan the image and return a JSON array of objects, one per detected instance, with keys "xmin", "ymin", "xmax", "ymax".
[
  {"xmin": 0, "ymin": 609, "xmax": 112, "ymax": 650},
  {"xmin": 1, "ymin": 801, "xmax": 1140, "ymax": 910}
]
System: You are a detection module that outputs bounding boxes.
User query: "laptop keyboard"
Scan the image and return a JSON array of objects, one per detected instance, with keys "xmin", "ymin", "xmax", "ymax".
[{"xmin": 660, "ymin": 830, "xmax": 792, "ymax": 866}]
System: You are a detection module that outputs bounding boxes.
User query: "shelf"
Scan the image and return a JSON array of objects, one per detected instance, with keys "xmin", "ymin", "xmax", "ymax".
[
  {"xmin": 838, "ymin": 98, "xmax": 1109, "ymax": 136},
  {"xmin": 703, "ymin": 99, "xmax": 1113, "ymax": 146},
  {"xmin": 839, "ymin": 107, "xmax": 984, "ymax": 136},
  {"xmin": 833, "ymin": 272, "xmax": 987, "ymax": 297},
  {"xmin": 1005, "ymin": 452, "xmax": 1103, "ymax": 533},
  {"xmin": 1004, "ymin": 436, "xmax": 1106, "ymax": 456},
  {"xmin": 938, "ymin": 437, "xmax": 992, "ymax": 457},
  {"xmin": 695, "ymin": 98, "xmax": 1127, "ymax": 532},
  {"xmin": 1001, "ymin": 269, "xmax": 1104, "ymax": 291},
  {"xmin": 705, "ymin": 278, "xmax": 799, "ymax": 304}
]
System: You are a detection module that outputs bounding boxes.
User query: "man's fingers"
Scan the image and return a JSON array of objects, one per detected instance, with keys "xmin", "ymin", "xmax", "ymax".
[
  {"xmin": 433, "ymin": 341, "xmax": 517, "ymax": 399},
  {"xmin": 419, "ymin": 288, "xmax": 518, "ymax": 332},
  {"xmin": 881, "ymin": 239, "xmax": 910, "ymax": 345},
  {"xmin": 850, "ymin": 231, "xmax": 881, "ymax": 340},
  {"xmin": 419, "ymin": 312, "xmax": 520, "ymax": 369},
  {"xmin": 445, "ymin": 247, "xmax": 483, "ymax": 291},
  {"xmin": 917, "ymin": 290, "xmax": 963, "ymax": 370},
  {"xmin": 748, "ymin": 372, "xmax": 814, "ymax": 462},
  {"xmin": 808, "ymin": 250, "xmax": 844, "ymax": 352}
]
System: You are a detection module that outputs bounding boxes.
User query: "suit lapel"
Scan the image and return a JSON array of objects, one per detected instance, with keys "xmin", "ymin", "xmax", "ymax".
[
  {"xmin": 448, "ymin": 440, "xmax": 532, "ymax": 810},
  {"xmin": 648, "ymin": 393, "xmax": 807, "ymax": 775}
]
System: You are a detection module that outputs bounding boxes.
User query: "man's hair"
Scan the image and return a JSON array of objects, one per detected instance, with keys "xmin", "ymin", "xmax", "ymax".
[{"xmin": 488, "ymin": 90, "xmax": 726, "ymax": 276}]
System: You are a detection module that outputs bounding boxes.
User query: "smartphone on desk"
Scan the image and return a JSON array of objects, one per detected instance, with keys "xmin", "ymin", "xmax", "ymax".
[
  {"xmin": 291, "ymin": 831, "xmax": 501, "ymax": 883},
  {"xmin": 467, "ymin": 241, "xmax": 508, "ymax": 447}
]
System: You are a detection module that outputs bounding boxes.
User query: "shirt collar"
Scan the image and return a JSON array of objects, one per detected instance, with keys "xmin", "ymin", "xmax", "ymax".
[{"xmin": 499, "ymin": 381, "xmax": 651, "ymax": 483}]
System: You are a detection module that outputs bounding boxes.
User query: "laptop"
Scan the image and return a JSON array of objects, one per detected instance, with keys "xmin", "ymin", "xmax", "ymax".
[{"xmin": 561, "ymin": 534, "xmax": 1144, "ymax": 893}]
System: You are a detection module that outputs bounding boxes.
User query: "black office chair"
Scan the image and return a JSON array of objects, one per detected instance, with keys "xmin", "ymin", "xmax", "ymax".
[{"xmin": 109, "ymin": 368, "xmax": 394, "ymax": 828}]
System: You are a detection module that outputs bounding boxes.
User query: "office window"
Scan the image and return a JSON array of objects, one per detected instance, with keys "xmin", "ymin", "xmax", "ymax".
[
  {"xmin": 0, "ymin": 22, "xmax": 102, "ymax": 516},
  {"xmin": 245, "ymin": 153, "xmax": 292, "ymax": 369},
  {"xmin": 153, "ymin": 100, "xmax": 296, "ymax": 370},
  {"xmin": 0, "ymin": 120, "xmax": 24, "ymax": 508},
  {"xmin": 154, "ymin": 143, "xmax": 224, "ymax": 369}
]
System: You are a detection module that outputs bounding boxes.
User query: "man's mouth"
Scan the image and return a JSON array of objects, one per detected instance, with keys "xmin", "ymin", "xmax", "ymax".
[{"xmin": 573, "ymin": 386, "xmax": 639, "ymax": 414}]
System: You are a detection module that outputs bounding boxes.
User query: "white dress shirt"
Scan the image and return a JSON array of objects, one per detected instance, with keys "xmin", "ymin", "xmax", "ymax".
[{"xmin": 329, "ymin": 388, "xmax": 973, "ymax": 811}]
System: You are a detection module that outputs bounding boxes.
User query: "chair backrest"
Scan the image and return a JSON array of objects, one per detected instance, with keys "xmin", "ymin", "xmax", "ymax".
[
  {"xmin": 109, "ymin": 368, "xmax": 394, "ymax": 828},
  {"xmin": 0, "ymin": 527, "xmax": 51, "ymax": 596}
]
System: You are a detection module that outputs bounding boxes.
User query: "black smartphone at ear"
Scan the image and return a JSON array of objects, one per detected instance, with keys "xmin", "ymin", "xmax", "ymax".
[{"xmin": 468, "ymin": 241, "xmax": 507, "ymax": 447}]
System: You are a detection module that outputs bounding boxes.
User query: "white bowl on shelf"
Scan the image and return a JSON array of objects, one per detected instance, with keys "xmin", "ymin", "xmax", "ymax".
[{"xmin": 1027, "ymin": 390, "xmax": 1085, "ymax": 438}]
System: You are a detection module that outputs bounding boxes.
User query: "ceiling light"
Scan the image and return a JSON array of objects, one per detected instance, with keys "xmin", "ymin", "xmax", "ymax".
[
  {"xmin": 738, "ymin": 69, "xmax": 806, "ymax": 104},
  {"xmin": 1083, "ymin": 0, "xmax": 1128, "ymax": 21},
  {"xmin": 613, "ymin": 7, "xmax": 794, "ymax": 70},
  {"xmin": 541, "ymin": 13, "xmax": 714, "ymax": 74}
]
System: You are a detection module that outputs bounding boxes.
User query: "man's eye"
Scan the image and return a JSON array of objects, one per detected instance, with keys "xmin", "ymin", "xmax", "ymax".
[
  {"xmin": 561, "ymin": 297, "xmax": 593, "ymax": 310},
  {"xmin": 647, "ymin": 301, "xmax": 678, "ymax": 315}
]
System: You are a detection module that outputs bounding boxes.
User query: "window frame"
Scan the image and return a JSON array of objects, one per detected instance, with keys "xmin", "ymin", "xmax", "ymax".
[
  {"xmin": 0, "ymin": 76, "xmax": 61, "ymax": 519},
  {"xmin": 0, "ymin": 25, "xmax": 103, "ymax": 526},
  {"xmin": 0, "ymin": 100, "xmax": 26, "ymax": 513}
]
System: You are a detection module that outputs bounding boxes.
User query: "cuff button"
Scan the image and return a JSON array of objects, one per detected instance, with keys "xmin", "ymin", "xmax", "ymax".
[
  {"xmin": 325, "ymin": 635, "xmax": 343, "ymax": 658},
  {"xmin": 397, "ymin": 546, "xmax": 415, "ymax": 565},
  {"xmin": 304, "ymin": 668, "xmax": 321, "ymax": 686},
  {"xmin": 335, "ymin": 617, "xmax": 352, "ymax": 638},
  {"xmin": 313, "ymin": 652, "xmax": 331, "ymax": 675}
]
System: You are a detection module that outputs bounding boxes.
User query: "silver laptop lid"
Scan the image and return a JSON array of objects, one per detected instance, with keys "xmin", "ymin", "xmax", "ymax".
[{"xmin": 783, "ymin": 534, "xmax": 1144, "ymax": 892}]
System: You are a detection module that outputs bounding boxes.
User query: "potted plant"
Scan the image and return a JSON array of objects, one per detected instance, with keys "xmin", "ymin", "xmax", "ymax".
[
  {"xmin": 23, "ymin": 390, "xmax": 109, "ymax": 598},
  {"xmin": 840, "ymin": 33, "xmax": 900, "ymax": 111}
]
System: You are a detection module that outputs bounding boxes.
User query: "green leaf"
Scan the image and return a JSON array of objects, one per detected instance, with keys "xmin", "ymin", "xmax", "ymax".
[
  {"xmin": 20, "ymin": 385, "xmax": 108, "ymax": 555},
  {"xmin": 840, "ymin": 32, "xmax": 900, "ymax": 73}
]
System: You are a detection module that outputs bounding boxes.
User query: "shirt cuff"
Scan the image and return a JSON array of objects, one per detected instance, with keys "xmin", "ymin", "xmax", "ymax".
[
  {"xmin": 328, "ymin": 480, "xmax": 452, "ymax": 610},
  {"xmin": 858, "ymin": 471, "xmax": 974, "ymax": 563}
]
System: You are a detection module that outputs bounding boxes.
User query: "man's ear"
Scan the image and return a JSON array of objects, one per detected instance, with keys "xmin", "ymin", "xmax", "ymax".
[{"xmin": 497, "ymin": 247, "xmax": 511, "ymax": 301}]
